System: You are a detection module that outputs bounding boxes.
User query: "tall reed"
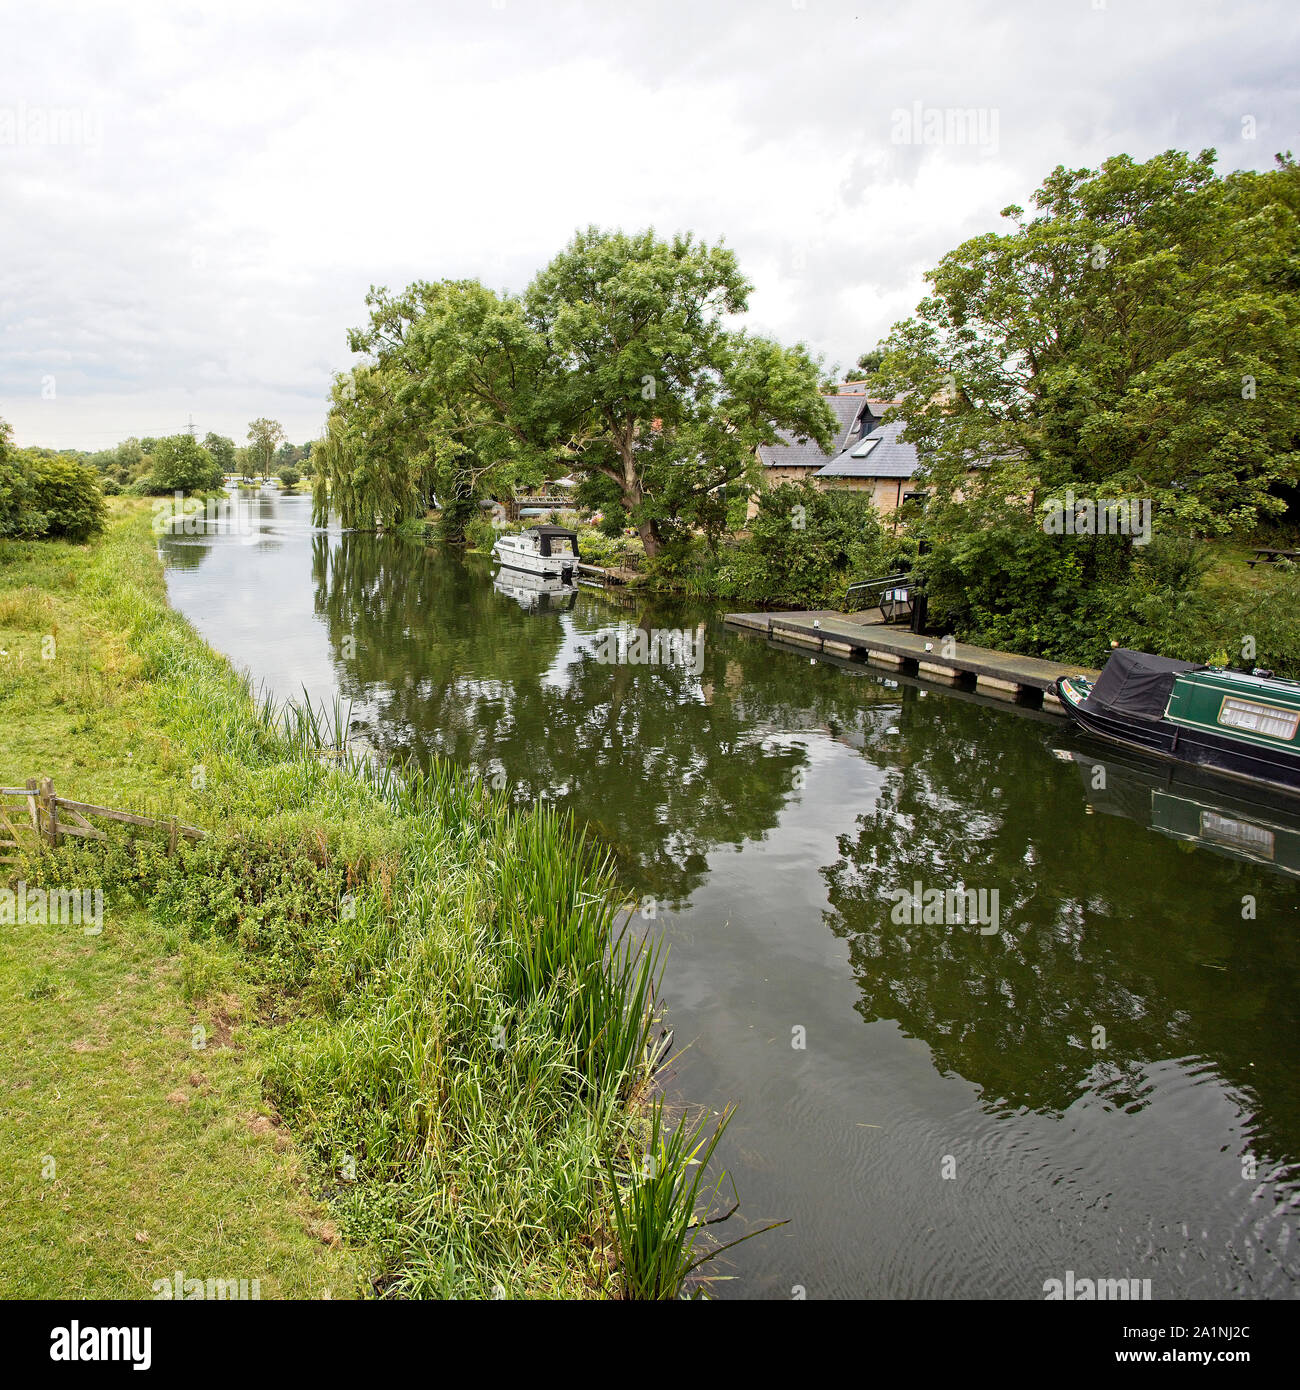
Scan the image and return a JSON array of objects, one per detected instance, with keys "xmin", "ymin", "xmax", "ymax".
[{"xmin": 604, "ymin": 1098, "xmax": 772, "ymax": 1299}]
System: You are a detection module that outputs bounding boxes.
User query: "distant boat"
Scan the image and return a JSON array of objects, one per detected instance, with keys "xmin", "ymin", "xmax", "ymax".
[
  {"xmin": 1051, "ymin": 649, "xmax": 1300, "ymax": 797},
  {"xmin": 492, "ymin": 524, "xmax": 580, "ymax": 583}
]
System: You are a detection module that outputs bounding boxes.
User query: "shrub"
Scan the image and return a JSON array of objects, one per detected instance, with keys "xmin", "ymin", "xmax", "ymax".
[
  {"xmin": 465, "ymin": 514, "xmax": 499, "ymax": 553},
  {"xmin": 0, "ymin": 438, "xmax": 107, "ymax": 542},
  {"xmin": 599, "ymin": 504, "xmax": 628, "ymax": 539},
  {"xmin": 740, "ymin": 481, "xmax": 889, "ymax": 607}
]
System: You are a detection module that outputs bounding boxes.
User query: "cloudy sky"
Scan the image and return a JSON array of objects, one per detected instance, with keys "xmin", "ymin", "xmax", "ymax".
[{"xmin": 1, "ymin": 0, "xmax": 1296, "ymax": 450}]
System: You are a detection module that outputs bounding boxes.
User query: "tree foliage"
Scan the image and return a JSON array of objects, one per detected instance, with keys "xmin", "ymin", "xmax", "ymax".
[
  {"xmin": 876, "ymin": 149, "xmax": 1300, "ymax": 659},
  {"xmin": 138, "ymin": 434, "xmax": 223, "ymax": 495},
  {"xmin": 247, "ymin": 418, "xmax": 286, "ymax": 476},
  {"xmin": 202, "ymin": 432, "xmax": 237, "ymax": 474},
  {"xmin": 521, "ymin": 228, "xmax": 835, "ymax": 556},
  {"xmin": 0, "ymin": 419, "xmax": 107, "ymax": 542},
  {"xmin": 312, "ymin": 229, "xmax": 837, "ymax": 550},
  {"xmin": 714, "ymin": 480, "xmax": 891, "ymax": 607}
]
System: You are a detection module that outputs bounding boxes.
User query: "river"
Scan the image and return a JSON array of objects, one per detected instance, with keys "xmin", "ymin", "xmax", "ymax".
[{"xmin": 160, "ymin": 489, "xmax": 1300, "ymax": 1300}]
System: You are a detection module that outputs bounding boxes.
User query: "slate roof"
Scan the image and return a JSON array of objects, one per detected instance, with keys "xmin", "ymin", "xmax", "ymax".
[
  {"xmin": 758, "ymin": 395, "xmax": 898, "ymax": 470},
  {"xmin": 813, "ymin": 418, "xmax": 920, "ymax": 480}
]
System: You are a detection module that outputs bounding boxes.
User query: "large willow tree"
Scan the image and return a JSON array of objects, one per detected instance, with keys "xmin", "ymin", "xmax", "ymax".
[
  {"xmin": 312, "ymin": 280, "xmax": 554, "ymax": 532},
  {"xmin": 314, "ymin": 230, "xmax": 837, "ymax": 551}
]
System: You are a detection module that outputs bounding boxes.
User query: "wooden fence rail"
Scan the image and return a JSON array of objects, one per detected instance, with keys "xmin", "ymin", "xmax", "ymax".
[{"xmin": 0, "ymin": 778, "xmax": 205, "ymax": 862}]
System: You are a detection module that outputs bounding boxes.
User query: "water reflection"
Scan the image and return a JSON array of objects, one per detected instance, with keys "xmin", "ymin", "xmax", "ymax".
[
  {"xmin": 160, "ymin": 496, "xmax": 1300, "ymax": 1298},
  {"xmin": 491, "ymin": 570, "xmax": 580, "ymax": 612},
  {"xmin": 1059, "ymin": 746, "xmax": 1300, "ymax": 878},
  {"xmin": 821, "ymin": 686, "xmax": 1300, "ymax": 1150},
  {"xmin": 311, "ymin": 532, "xmax": 825, "ymax": 905}
]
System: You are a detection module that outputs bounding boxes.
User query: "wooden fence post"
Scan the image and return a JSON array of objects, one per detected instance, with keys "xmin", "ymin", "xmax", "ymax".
[
  {"xmin": 40, "ymin": 776, "xmax": 59, "ymax": 848},
  {"xmin": 25, "ymin": 779, "xmax": 40, "ymax": 837}
]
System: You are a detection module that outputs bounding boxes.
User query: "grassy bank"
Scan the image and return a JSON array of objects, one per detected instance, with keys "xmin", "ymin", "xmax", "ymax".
[{"xmin": 0, "ymin": 501, "xmax": 696, "ymax": 1299}]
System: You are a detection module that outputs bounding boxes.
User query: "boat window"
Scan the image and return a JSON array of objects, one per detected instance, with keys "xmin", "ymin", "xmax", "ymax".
[{"xmin": 1217, "ymin": 696, "xmax": 1300, "ymax": 741}]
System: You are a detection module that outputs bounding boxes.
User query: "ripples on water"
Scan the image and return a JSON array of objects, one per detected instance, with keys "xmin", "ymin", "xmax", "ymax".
[{"xmin": 161, "ymin": 491, "xmax": 1300, "ymax": 1299}]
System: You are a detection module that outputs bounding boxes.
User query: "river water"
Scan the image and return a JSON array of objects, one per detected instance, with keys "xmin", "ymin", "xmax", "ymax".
[{"xmin": 160, "ymin": 489, "xmax": 1300, "ymax": 1300}]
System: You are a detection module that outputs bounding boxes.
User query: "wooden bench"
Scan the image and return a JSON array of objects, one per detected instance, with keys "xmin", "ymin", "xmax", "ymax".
[{"xmin": 1247, "ymin": 547, "xmax": 1300, "ymax": 568}]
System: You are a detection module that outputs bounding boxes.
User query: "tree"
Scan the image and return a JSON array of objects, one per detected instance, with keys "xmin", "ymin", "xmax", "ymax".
[
  {"xmin": 203, "ymin": 432, "xmax": 236, "ymax": 474},
  {"xmin": 278, "ymin": 466, "xmax": 300, "ymax": 489},
  {"xmin": 247, "ymin": 418, "xmax": 286, "ymax": 476},
  {"xmin": 849, "ymin": 347, "xmax": 885, "ymax": 384},
  {"xmin": 316, "ymin": 278, "xmax": 557, "ymax": 533},
  {"xmin": 877, "ymin": 148, "xmax": 1300, "ymax": 658},
  {"xmin": 522, "ymin": 227, "xmax": 836, "ymax": 557},
  {"xmin": 315, "ymin": 231, "xmax": 837, "ymax": 552},
  {"xmin": 144, "ymin": 434, "xmax": 223, "ymax": 494},
  {"xmin": 743, "ymin": 480, "xmax": 889, "ymax": 606}
]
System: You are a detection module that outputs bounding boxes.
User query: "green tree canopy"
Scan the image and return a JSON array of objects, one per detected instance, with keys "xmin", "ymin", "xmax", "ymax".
[
  {"xmin": 142, "ymin": 434, "xmax": 223, "ymax": 494},
  {"xmin": 202, "ymin": 432, "xmax": 236, "ymax": 474},
  {"xmin": 313, "ymin": 229, "xmax": 837, "ymax": 551},
  {"xmin": 875, "ymin": 148, "xmax": 1300, "ymax": 659},
  {"xmin": 850, "ymin": 346, "xmax": 885, "ymax": 383},
  {"xmin": 881, "ymin": 149, "xmax": 1300, "ymax": 532},
  {"xmin": 247, "ymin": 418, "xmax": 286, "ymax": 475},
  {"xmin": 315, "ymin": 278, "xmax": 555, "ymax": 532},
  {"xmin": 0, "ymin": 421, "xmax": 107, "ymax": 542},
  {"xmin": 523, "ymin": 227, "xmax": 835, "ymax": 557}
]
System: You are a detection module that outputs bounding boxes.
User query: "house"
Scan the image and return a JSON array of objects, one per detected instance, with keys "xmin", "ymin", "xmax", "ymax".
[
  {"xmin": 754, "ymin": 382, "xmax": 922, "ymax": 516},
  {"xmin": 811, "ymin": 417, "xmax": 924, "ymax": 516},
  {"xmin": 755, "ymin": 385, "xmax": 878, "ymax": 486}
]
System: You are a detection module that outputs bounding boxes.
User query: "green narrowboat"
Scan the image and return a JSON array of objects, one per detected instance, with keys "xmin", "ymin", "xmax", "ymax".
[{"xmin": 1051, "ymin": 649, "xmax": 1300, "ymax": 797}]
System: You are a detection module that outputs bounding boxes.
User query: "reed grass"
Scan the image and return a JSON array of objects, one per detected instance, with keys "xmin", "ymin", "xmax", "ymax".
[{"xmin": 604, "ymin": 1099, "xmax": 779, "ymax": 1299}]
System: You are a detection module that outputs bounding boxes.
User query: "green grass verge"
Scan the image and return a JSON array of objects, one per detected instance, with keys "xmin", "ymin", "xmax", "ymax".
[{"xmin": 0, "ymin": 500, "xmax": 706, "ymax": 1300}]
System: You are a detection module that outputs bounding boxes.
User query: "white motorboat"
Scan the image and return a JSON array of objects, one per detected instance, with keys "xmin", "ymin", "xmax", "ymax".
[{"xmin": 492, "ymin": 525, "xmax": 580, "ymax": 582}]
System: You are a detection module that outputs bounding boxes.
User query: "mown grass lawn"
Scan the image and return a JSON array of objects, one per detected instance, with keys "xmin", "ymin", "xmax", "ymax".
[{"xmin": 0, "ymin": 908, "xmax": 353, "ymax": 1298}]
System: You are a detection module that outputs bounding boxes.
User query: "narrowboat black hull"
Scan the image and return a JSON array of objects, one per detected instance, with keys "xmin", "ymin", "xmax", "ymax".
[{"xmin": 1050, "ymin": 677, "xmax": 1300, "ymax": 799}]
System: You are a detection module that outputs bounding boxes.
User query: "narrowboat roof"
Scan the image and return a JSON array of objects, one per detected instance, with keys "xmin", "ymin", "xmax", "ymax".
[
  {"xmin": 1182, "ymin": 666, "xmax": 1300, "ymax": 696},
  {"xmin": 1083, "ymin": 649, "xmax": 1203, "ymax": 720}
]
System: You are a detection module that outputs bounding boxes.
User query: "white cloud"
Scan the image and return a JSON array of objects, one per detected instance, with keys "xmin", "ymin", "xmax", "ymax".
[{"xmin": 1, "ymin": 0, "xmax": 1296, "ymax": 448}]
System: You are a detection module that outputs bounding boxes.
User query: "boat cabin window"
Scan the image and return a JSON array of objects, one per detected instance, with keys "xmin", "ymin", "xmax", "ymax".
[{"xmin": 1216, "ymin": 696, "xmax": 1300, "ymax": 741}]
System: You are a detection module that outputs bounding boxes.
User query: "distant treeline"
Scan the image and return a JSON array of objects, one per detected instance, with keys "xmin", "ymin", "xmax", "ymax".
[
  {"xmin": 81, "ymin": 422, "xmax": 313, "ymax": 493},
  {"xmin": 0, "ymin": 415, "xmax": 316, "ymax": 544}
]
